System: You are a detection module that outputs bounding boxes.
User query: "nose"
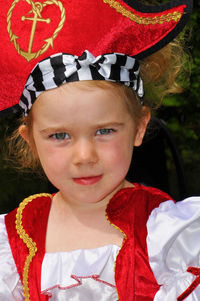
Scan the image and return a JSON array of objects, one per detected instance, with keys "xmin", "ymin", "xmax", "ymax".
[{"xmin": 72, "ymin": 138, "xmax": 98, "ymax": 166}]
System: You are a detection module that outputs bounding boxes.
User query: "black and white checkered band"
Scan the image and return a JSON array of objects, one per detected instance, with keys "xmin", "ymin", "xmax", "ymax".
[{"xmin": 19, "ymin": 50, "xmax": 144, "ymax": 115}]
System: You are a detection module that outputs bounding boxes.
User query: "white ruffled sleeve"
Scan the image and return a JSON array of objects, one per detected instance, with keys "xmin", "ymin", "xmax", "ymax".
[
  {"xmin": 147, "ymin": 197, "xmax": 200, "ymax": 301},
  {"xmin": 0, "ymin": 214, "xmax": 24, "ymax": 300}
]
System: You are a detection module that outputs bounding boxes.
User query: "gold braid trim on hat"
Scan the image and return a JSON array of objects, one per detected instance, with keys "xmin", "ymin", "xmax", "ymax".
[
  {"xmin": 103, "ymin": 0, "xmax": 182, "ymax": 24},
  {"xmin": 15, "ymin": 193, "xmax": 52, "ymax": 301}
]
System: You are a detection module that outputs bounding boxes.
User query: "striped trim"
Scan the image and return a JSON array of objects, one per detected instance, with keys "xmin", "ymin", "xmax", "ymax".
[{"xmin": 20, "ymin": 50, "xmax": 144, "ymax": 115}]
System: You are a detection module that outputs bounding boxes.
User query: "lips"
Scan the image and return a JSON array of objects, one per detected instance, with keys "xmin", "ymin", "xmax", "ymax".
[{"xmin": 73, "ymin": 175, "xmax": 102, "ymax": 185}]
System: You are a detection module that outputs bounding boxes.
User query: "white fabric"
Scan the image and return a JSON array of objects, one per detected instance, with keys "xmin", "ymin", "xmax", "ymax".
[
  {"xmin": 41, "ymin": 245, "xmax": 119, "ymax": 300},
  {"xmin": 0, "ymin": 215, "xmax": 23, "ymax": 300},
  {"xmin": 21, "ymin": 51, "xmax": 144, "ymax": 115},
  {"xmin": 3, "ymin": 197, "xmax": 200, "ymax": 300},
  {"xmin": 147, "ymin": 197, "xmax": 200, "ymax": 300},
  {"xmin": 0, "ymin": 214, "xmax": 118, "ymax": 300}
]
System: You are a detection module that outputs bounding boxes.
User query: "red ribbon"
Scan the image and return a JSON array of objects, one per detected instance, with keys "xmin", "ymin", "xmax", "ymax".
[{"xmin": 177, "ymin": 267, "xmax": 200, "ymax": 301}]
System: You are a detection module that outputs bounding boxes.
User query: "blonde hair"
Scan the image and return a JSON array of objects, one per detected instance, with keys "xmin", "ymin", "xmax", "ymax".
[
  {"xmin": 140, "ymin": 38, "xmax": 189, "ymax": 106},
  {"xmin": 6, "ymin": 113, "xmax": 42, "ymax": 173},
  {"xmin": 6, "ymin": 37, "xmax": 189, "ymax": 171}
]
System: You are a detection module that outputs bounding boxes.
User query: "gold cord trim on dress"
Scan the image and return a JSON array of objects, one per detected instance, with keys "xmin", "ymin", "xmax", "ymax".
[
  {"xmin": 15, "ymin": 193, "xmax": 52, "ymax": 301},
  {"xmin": 105, "ymin": 212, "xmax": 127, "ymax": 301},
  {"xmin": 103, "ymin": 0, "xmax": 182, "ymax": 24}
]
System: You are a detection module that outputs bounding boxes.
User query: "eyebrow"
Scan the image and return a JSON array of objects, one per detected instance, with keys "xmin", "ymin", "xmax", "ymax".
[
  {"xmin": 40, "ymin": 127, "xmax": 69, "ymax": 135},
  {"xmin": 92, "ymin": 122, "xmax": 125, "ymax": 129},
  {"xmin": 40, "ymin": 122, "xmax": 125, "ymax": 134}
]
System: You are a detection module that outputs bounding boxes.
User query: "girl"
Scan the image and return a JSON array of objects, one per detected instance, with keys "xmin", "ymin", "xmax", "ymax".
[{"xmin": 0, "ymin": 0, "xmax": 194, "ymax": 300}]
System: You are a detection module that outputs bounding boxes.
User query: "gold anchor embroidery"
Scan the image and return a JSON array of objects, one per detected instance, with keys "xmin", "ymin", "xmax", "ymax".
[
  {"xmin": 7, "ymin": 0, "xmax": 66, "ymax": 62},
  {"xmin": 21, "ymin": 2, "xmax": 51, "ymax": 55}
]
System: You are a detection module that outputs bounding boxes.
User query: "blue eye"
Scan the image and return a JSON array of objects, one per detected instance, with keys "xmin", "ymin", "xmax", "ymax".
[
  {"xmin": 96, "ymin": 128, "xmax": 115, "ymax": 135},
  {"xmin": 50, "ymin": 133, "xmax": 69, "ymax": 140}
]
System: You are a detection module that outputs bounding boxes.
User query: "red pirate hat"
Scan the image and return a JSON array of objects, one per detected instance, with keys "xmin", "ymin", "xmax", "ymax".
[{"xmin": 0, "ymin": 0, "xmax": 192, "ymax": 114}]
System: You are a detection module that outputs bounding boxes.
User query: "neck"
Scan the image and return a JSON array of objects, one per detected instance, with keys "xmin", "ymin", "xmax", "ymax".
[{"xmin": 53, "ymin": 180, "xmax": 133, "ymax": 214}]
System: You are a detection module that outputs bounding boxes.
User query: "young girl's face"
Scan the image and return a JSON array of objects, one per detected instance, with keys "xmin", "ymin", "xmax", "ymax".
[{"xmin": 26, "ymin": 82, "xmax": 149, "ymax": 206}]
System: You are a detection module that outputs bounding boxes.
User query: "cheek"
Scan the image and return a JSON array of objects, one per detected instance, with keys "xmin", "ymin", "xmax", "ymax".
[
  {"xmin": 33, "ymin": 140, "xmax": 68, "ymax": 173},
  {"xmin": 100, "ymin": 138, "xmax": 133, "ymax": 169}
]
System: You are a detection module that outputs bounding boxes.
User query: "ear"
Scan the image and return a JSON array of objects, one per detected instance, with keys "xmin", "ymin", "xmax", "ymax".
[
  {"xmin": 19, "ymin": 124, "xmax": 30, "ymax": 144},
  {"xmin": 134, "ymin": 107, "xmax": 151, "ymax": 147},
  {"xmin": 19, "ymin": 124, "xmax": 38, "ymax": 159}
]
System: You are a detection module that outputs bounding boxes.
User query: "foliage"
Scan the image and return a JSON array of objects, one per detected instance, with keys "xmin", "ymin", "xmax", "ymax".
[{"xmin": 155, "ymin": 1, "xmax": 200, "ymax": 197}]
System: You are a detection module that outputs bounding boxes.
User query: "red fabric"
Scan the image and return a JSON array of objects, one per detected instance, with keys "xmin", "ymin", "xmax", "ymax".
[
  {"xmin": 5, "ymin": 184, "xmax": 171, "ymax": 300},
  {"xmin": 177, "ymin": 267, "xmax": 200, "ymax": 301},
  {"xmin": 106, "ymin": 183, "xmax": 171, "ymax": 300},
  {"xmin": 5, "ymin": 196, "xmax": 51, "ymax": 301},
  {"xmin": 0, "ymin": 0, "xmax": 188, "ymax": 112}
]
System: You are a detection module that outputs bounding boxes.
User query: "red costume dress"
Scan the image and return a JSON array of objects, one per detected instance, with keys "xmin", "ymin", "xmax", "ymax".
[{"xmin": 3, "ymin": 184, "xmax": 171, "ymax": 300}]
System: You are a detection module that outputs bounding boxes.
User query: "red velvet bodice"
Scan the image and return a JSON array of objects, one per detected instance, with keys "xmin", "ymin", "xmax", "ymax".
[{"xmin": 5, "ymin": 184, "xmax": 171, "ymax": 300}]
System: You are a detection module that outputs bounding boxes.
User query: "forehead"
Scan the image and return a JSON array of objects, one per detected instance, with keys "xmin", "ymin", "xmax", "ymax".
[{"xmin": 31, "ymin": 81, "xmax": 132, "ymax": 124}]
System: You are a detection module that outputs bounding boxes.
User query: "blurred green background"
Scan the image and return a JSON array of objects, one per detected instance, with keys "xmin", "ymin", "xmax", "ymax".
[{"xmin": 0, "ymin": 0, "xmax": 199, "ymax": 213}]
